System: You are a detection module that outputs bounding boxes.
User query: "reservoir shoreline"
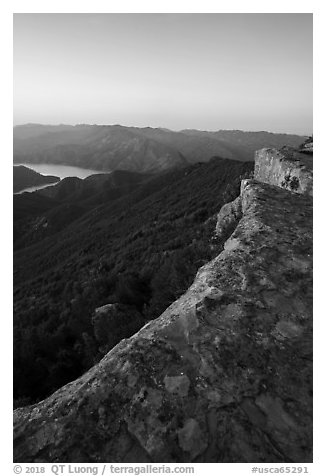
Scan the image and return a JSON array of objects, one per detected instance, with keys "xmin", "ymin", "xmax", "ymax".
[{"xmin": 14, "ymin": 163, "xmax": 111, "ymax": 194}]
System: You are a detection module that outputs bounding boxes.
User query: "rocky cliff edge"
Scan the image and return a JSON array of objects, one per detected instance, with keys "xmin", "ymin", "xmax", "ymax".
[{"xmin": 13, "ymin": 148, "xmax": 313, "ymax": 463}]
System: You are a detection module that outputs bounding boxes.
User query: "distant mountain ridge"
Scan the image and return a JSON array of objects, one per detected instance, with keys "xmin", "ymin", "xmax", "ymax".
[{"xmin": 13, "ymin": 124, "xmax": 306, "ymax": 173}]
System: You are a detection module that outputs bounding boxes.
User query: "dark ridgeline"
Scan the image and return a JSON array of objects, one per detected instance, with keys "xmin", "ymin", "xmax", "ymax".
[{"xmin": 13, "ymin": 165, "xmax": 59, "ymax": 193}]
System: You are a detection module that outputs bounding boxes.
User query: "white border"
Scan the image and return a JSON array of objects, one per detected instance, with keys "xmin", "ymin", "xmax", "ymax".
[{"xmin": 2, "ymin": 2, "xmax": 322, "ymax": 474}]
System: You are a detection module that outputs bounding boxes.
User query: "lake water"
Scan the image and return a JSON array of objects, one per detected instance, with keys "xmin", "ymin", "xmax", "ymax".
[
  {"xmin": 16, "ymin": 163, "xmax": 107, "ymax": 179},
  {"xmin": 14, "ymin": 163, "xmax": 109, "ymax": 194}
]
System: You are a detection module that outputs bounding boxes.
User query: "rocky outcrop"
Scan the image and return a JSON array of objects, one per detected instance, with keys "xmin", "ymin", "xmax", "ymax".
[
  {"xmin": 299, "ymin": 137, "xmax": 313, "ymax": 155},
  {"xmin": 254, "ymin": 147, "xmax": 313, "ymax": 196},
  {"xmin": 215, "ymin": 195, "xmax": 242, "ymax": 240},
  {"xmin": 13, "ymin": 149, "xmax": 313, "ymax": 463}
]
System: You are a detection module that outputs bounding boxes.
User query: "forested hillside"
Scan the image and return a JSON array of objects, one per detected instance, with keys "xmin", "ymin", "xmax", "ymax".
[{"xmin": 14, "ymin": 157, "xmax": 253, "ymax": 406}]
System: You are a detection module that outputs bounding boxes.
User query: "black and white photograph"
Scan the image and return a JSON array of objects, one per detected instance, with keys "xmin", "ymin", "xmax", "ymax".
[{"xmin": 11, "ymin": 6, "xmax": 314, "ymax": 470}]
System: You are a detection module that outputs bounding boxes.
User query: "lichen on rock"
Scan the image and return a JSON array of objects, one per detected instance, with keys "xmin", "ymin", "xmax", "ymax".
[{"xmin": 254, "ymin": 147, "xmax": 312, "ymax": 197}]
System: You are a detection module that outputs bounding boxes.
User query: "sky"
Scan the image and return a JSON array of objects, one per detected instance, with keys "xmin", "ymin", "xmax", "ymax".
[{"xmin": 13, "ymin": 13, "xmax": 313, "ymax": 134}]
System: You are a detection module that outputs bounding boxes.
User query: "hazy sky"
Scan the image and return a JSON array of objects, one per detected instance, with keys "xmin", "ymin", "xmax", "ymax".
[{"xmin": 13, "ymin": 13, "xmax": 312, "ymax": 134}]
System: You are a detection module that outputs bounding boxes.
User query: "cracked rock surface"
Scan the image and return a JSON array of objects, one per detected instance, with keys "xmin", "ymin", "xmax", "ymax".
[{"xmin": 14, "ymin": 153, "xmax": 313, "ymax": 463}]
